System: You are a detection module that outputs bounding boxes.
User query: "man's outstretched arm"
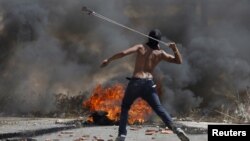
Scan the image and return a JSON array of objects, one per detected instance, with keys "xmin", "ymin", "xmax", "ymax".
[
  {"xmin": 101, "ymin": 44, "xmax": 142, "ymax": 67},
  {"xmin": 161, "ymin": 43, "xmax": 182, "ymax": 64}
]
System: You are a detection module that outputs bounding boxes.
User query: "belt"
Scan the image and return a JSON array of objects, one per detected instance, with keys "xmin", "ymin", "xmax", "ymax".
[{"xmin": 126, "ymin": 77, "xmax": 153, "ymax": 81}]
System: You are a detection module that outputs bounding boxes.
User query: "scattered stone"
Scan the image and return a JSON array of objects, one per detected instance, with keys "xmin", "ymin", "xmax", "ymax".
[
  {"xmin": 82, "ymin": 135, "xmax": 90, "ymax": 138},
  {"xmin": 160, "ymin": 129, "xmax": 173, "ymax": 134},
  {"xmin": 74, "ymin": 137, "xmax": 87, "ymax": 141},
  {"xmin": 145, "ymin": 129, "xmax": 157, "ymax": 133},
  {"xmin": 145, "ymin": 132, "xmax": 154, "ymax": 135},
  {"xmin": 130, "ymin": 127, "xmax": 140, "ymax": 131},
  {"xmin": 61, "ymin": 131, "xmax": 74, "ymax": 134}
]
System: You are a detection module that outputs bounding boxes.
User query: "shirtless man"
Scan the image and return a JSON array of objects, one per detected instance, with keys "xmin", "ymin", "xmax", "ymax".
[{"xmin": 101, "ymin": 29, "xmax": 189, "ymax": 141}]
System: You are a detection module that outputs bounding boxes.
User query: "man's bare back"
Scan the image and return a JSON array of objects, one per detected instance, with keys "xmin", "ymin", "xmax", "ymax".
[
  {"xmin": 133, "ymin": 44, "xmax": 164, "ymax": 79},
  {"xmin": 101, "ymin": 43, "xmax": 182, "ymax": 79}
]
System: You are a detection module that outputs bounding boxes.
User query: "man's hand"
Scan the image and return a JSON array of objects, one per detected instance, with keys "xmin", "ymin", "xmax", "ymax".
[
  {"xmin": 168, "ymin": 42, "xmax": 177, "ymax": 49},
  {"xmin": 100, "ymin": 59, "xmax": 110, "ymax": 68}
]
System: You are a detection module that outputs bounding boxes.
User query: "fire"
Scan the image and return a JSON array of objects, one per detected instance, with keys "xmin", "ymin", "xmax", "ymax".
[{"xmin": 83, "ymin": 83, "xmax": 152, "ymax": 124}]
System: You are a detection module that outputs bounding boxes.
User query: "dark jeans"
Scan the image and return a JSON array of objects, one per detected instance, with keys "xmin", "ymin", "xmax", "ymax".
[{"xmin": 118, "ymin": 78, "xmax": 173, "ymax": 136}]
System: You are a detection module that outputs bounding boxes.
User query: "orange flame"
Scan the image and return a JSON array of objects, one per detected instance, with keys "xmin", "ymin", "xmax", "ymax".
[{"xmin": 83, "ymin": 83, "xmax": 152, "ymax": 124}]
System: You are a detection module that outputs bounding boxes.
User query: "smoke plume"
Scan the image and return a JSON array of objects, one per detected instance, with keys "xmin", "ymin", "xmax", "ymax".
[{"xmin": 0, "ymin": 0, "xmax": 249, "ymax": 117}]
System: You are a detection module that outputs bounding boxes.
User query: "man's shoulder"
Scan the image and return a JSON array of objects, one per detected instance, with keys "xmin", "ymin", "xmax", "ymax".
[
  {"xmin": 136, "ymin": 44, "xmax": 144, "ymax": 48},
  {"xmin": 132, "ymin": 44, "xmax": 144, "ymax": 50},
  {"xmin": 159, "ymin": 49, "xmax": 167, "ymax": 54}
]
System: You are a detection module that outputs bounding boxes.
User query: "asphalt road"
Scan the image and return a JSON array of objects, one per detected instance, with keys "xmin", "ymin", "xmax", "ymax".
[
  {"xmin": 33, "ymin": 126, "xmax": 207, "ymax": 141},
  {"xmin": 0, "ymin": 117, "xmax": 215, "ymax": 141}
]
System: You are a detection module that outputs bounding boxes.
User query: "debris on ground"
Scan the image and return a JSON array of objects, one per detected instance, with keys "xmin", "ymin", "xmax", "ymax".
[
  {"xmin": 144, "ymin": 127, "xmax": 173, "ymax": 136},
  {"xmin": 55, "ymin": 92, "xmax": 88, "ymax": 117}
]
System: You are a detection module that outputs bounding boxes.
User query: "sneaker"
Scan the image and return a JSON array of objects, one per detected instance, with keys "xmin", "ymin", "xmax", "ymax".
[
  {"xmin": 115, "ymin": 135, "xmax": 126, "ymax": 141},
  {"xmin": 176, "ymin": 128, "xmax": 190, "ymax": 141}
]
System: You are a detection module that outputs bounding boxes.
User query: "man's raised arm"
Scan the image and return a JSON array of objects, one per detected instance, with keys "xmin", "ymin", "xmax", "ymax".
[
  {"xmin": 100, "ymin": 44, "xmax": 142, "ymax": 67},
  {"xmin": 161, "ymin": 43, "xmax": 182, "ymax": 64}
]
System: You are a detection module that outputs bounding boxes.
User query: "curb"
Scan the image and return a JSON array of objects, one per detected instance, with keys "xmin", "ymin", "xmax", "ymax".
[{"xmin": 0, "ymin": 125, "xmax": 77, "ymax": 140}]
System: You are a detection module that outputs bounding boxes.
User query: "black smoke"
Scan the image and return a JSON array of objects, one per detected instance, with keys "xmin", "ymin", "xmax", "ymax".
[{"xmin": 0, "ymin": 0, "xmax": 249, "ymax": 117}]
